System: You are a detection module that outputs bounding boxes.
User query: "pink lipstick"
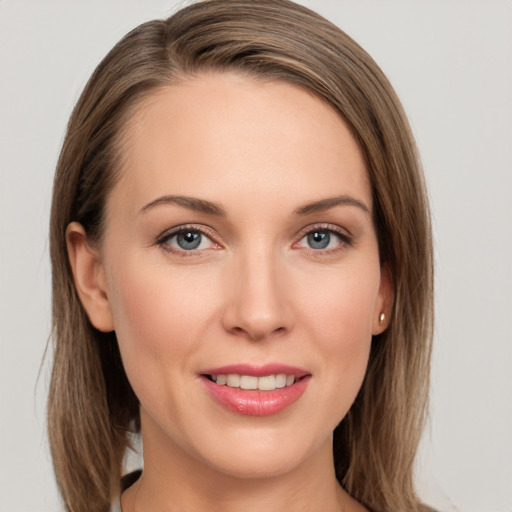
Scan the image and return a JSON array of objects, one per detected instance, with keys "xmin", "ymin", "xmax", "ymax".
[{"xmin": 200, "ymin": 364, "xmax": 311, "ymax": 416}]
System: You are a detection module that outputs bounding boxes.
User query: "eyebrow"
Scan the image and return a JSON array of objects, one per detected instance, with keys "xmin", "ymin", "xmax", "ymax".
[
  {"xmin": 294, "ymin": 195, "xmax": 371, "ymax": 216},
  {"xmin": 139, "ymin": 193, "xmax": 369, "ymax": 218},
  {"xmin": 139, "ymin": 195, "xmax": 227, "ymax": 217}
]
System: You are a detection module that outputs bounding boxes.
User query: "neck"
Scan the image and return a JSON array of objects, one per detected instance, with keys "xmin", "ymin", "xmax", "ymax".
[{"xmin": 121, "ymin": 417, "xmax": 365, "ymax": 512}]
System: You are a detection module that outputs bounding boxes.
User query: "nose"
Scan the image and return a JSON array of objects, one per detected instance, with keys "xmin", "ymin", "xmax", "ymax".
[{"xmin": 221, "ymin": 249, "xmax": 294, "ymax": 342}]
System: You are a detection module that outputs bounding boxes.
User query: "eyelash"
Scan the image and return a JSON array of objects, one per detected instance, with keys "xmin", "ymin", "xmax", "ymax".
[
  {"xmin": 293, "ymin": 224, "xmax": 354, "ymax": 255},
  {"xmin": 155, "ymin": 223, "xmax": 353, "ymax": 257},
  {"xmin": 156, "ymin": 224, "xmax": 220, "ymax": 256}
]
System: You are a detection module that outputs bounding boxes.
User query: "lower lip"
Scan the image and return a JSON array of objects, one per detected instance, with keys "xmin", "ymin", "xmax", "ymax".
[{"xmin": 202, "ymin": 376, "xmax": 311, "ymax": 416}]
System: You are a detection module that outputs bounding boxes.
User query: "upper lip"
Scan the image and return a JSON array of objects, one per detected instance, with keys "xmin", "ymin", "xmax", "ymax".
[{"xmin": 200, "ymin": 363, "xmax": 310, "ymax": 378}]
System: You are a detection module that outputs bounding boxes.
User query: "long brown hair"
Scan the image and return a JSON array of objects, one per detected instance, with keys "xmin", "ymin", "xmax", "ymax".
[{"xmin": 48, "ymin": 1, "xmax": 434, "ymax": 511}]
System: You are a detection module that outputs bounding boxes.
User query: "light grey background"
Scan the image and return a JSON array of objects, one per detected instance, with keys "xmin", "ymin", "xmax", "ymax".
[{"xmin": 1, "ymin": 1, "xmax": 511, "ymax": 511}]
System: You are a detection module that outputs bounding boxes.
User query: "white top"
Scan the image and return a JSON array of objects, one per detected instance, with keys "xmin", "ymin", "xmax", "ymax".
[{"xmin": 111, "ymin": 498, "xmax": 122, "ymax": 512}]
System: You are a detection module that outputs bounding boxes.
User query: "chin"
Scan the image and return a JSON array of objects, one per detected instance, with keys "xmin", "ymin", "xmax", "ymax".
[
  {"xmin": 188, "ymin": 424, "xmax": 332, "ymax": 481},
  {"xmin": 205, "ymin": 449, "xmax": 308, "ymax": 480}
]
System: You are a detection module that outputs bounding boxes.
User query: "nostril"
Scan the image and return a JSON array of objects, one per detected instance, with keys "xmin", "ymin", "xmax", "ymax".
[
  {"xmin": 221, "ymin": 282, "xmax": 294, "ymax": 341},
  {"xmin": 227, "ymin": 324, "xmax": 288, "ymax": 342}
]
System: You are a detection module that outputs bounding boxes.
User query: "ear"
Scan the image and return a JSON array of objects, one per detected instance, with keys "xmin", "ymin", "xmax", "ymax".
[
  {"xmin": 66, "ymin": 222, "xmax": 114, "ymax": 332},
  {"xmin": 372, "ymin": 263, "xmax": 394, "ymax": 335}
]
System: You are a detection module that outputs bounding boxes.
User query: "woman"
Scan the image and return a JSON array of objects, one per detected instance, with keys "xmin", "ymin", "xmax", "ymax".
[{"xmin": 48, "ymin": 1, "xmax": 434, "ymax": 511}]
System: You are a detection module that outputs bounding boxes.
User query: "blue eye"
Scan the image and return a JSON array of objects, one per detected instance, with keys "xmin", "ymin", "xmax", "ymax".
[
  {"xmin": 175, "ymin": 231, "xmax": 203, "ymax": 250},
  {"xmin": 296, "ymin": 227, "xmax": 352, "ymax": 253},
  {"xmin": 307, "ymin": 231, "xmax": 331, "ymax": 249},
  {"xmin": 159, "ymin": 228, "xmax": 215, "ymax": 253}
]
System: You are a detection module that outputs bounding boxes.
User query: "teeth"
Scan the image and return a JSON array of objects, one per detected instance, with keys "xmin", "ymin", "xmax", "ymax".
[
  {"xmin": 226, "ymin": 374, "xmax": 240, "ymax": 388},
  {"xmin": 240, "ymin": 375, "xmax": 258, "ymax": 390},
  {"xmin": 275, "ymin": 374, "xmax": 287, "ymax": 388},
  {"xmin": 211, "ymin": 373, "xmax": 297, "ymax": 390},
  {"xmin": 258, "ymin": 375, "xmax": 275, "ymax": 390}
]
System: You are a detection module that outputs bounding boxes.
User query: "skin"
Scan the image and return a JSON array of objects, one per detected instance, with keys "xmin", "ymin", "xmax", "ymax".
[{"xmin": 67, "ymin": 73, "xmax": 392, "ymax": 512}]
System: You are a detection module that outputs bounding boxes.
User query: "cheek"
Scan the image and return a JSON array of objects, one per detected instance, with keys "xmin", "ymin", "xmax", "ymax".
[
  {"xmin": 296, "ymin": 262, "xmax": 380, "ymax": 410},
  {"xmin": 301, "ymin": 264, "xmax": 379, "ymax": 348},
  {"xmin": 105, "ymin": 260, "xmax": 218, "ymax": 386}
]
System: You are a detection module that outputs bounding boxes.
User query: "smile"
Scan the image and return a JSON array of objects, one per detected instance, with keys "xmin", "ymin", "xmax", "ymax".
[
  {"xmin": 201, "ymin": 364, "xmax": 311, "ymax": 416},
  {"xmin": 207, "ymin": 373, "xmax": 296, "ymax": 390}
]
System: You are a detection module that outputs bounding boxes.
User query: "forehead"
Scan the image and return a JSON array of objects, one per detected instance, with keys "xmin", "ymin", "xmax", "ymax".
[{"xmin": 111, "ymin": 72, "xmax": 371, "ymax": 217}]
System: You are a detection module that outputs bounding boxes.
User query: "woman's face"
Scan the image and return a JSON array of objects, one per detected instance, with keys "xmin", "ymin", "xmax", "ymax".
[{"xmin": 71, "ymin": 73, "xmax": 391, "ymax": 479}]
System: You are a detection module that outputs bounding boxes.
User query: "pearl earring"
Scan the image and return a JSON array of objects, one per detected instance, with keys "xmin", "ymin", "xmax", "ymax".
[{"xmin": 379, "ymin": 313, "xmax": 385, "ymax": 325}]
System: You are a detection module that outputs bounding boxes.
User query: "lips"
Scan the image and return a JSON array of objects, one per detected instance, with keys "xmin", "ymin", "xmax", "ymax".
[{"xmin": 200, "ymin": 364, "xmax": 311, "ymax": 416}]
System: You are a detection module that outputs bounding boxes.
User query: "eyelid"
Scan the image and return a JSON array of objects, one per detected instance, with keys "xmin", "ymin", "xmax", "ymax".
[
  {"xmin": 155, "ymin": 222, "xmax": 352, "ymax": 256},
  {"xmin": 156, "ymin": 224, "xmax": 222, "ymax": 254},
  {"xmin": 294, "ymin": 223, "xmax": 352, "ymax": 240},
  {"xmin": 293, "ymin": 223, "xmax": 354, "ymax": 251}
]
